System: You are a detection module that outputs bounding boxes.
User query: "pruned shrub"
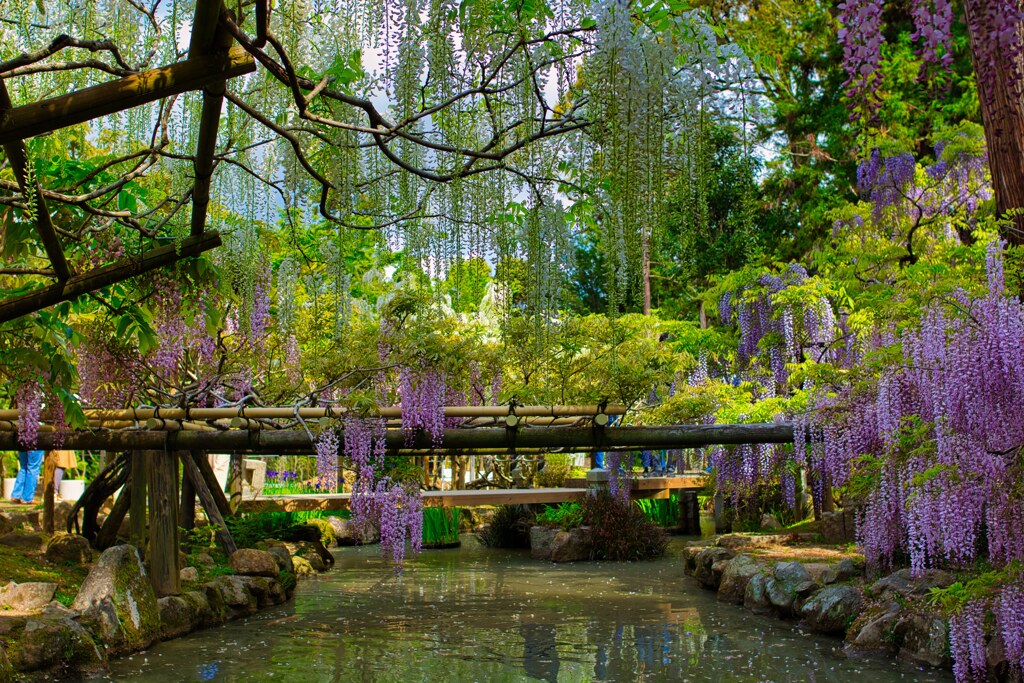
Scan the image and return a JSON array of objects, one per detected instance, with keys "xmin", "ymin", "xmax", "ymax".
[{"xmin": 477, "ymin": 504, "xmax": 534, "ymax": 548}]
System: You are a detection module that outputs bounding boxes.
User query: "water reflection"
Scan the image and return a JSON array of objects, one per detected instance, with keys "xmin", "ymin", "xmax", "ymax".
[{"xmin": 109, "ymin": 538, "xmax": 950, "ymax": 682}]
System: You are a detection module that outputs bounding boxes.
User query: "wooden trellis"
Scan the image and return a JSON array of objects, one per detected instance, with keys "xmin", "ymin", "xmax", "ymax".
[{"xmin": 0, "ymin": 0, "xmax": 255, "ymax": 323}]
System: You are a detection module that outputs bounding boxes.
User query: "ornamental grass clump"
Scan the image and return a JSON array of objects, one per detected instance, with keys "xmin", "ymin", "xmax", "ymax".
[
  {"xmin": 477, "ymin": 505, "xmax": 534, "ymax": 549},
  {"xmin": 582, "ymin": 492, "xmax": 668, "ymax": 561}
]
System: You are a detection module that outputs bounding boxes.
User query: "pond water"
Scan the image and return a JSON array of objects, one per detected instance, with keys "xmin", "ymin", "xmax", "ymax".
[{"xmin": 109, "ymin": 537, "xmax": 951, "ymax": 682}]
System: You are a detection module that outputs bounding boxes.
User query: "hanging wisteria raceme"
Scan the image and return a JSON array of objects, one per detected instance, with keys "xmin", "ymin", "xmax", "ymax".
[
  {"xmin": 48, "ymin": 395, "xmax": 67, "ymax": 450},
  {"xmin": 857, "ymin": 149, "xmax": 917, "ymax": 222},
  {"xmin": 399, "ymin": 366, "xmax": 446, "ymax": 447},
  {"xmin": 343, "ymin": 416, "xmax": 423, "ymax": 567},
  {"xmin": 718, "ymin": 262, "xmax": 836, "ymax": 385},
  {"xmin": 997, "ymin": 583, "xmax": 1024, "ymax": 677},
  {"xmin": 796, "ymin": 241, "xmax": 1024, "ymax": 577},
  {"xmin": 837, "ymin": 0, "xmax": 885, "ymax": 117},
  {"xmin": 314, "ymin": 428, "xmax": 339, "ymax": 492},
  {"xmin": 284, "ymin": 336, "xmax": 302, "ymax": 385},
  {"xmin": 910, "ymin": 0, "xmax": 954, "ymax": 70},
  {"xmin": 949, "ymin": 599, "xmax": 988, "ymax": 683},
  {"xmin": 14, "ymin": 381, "xmax": 41, "ymax": 449}
]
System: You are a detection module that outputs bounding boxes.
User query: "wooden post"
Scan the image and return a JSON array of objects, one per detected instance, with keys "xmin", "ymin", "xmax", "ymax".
[
  {"xmin": 228, "ymin": 453, "xmax": 243, "ymax": 513},
  {"xmin": 180, "ymin": 452, "xmax": 237, "ymax": 556},
  {"xmin": 96, "ymin": 484, "xmax": 131, "ymax": 550},
  {"xmin": 129, "ymin": 452, "xmax": 148, "ymax": 553},
  {"xmin": 678, "ymin": 490, "xmax": 701, "ymax": 535},
  {"xmin": 713, "ymin": 490, "xmax": 731, "ymax": 534},
  {"xmin": 179, "ymin": 451, "xmax": 196, "ymax": 531},
  {"xmin": 146, "ymin": 450, "xmax": 180, "ymax": 597},
  {"xmin": 193, "ymin": 450, "xmax": 233, "ymax": 519},
  {"xmin": 42, "ymin": 451, "xmax": 56, "ymax": 534}
]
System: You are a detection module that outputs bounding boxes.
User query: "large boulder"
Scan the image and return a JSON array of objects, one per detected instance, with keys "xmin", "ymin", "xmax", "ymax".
[
  {"xmin": 766, "ymin": 561, "xmax": 815, "ymax": 616},
  {"xmin": 265, "ymin": 546, "xmax": 294, "ymax": 574},
  {"xmin": 229, "ymin": 549, "xmax": 279, "ymax": 578},
  {"xmin": 693, "ymin": 547, "xmax": 735, "ymax": 589},
  {"xmin": 71, "ymin": 545, "xmax": 160, "ymax": 655},
  {"xmin": 822, "ymin": 558, "xmax": 862, "ymax": 585},
  {"xmin": 896, "ymin": 610, "xmax": 951, "ymax": 668},
  {"xmin": 328, "ymin": 517, "xmax": 379, "ymax": 545},
  {"xmin": 530, "ymin": 526, "xmax": 559, "ymax": 560},
  {"xmin": 0, "ymin": 582, "xmax": 56, "ymax": 612},
  {"xmin": 717, "ymin": 555, "xmax": 761, "ymax": 605},
  {"xmin": 743, "ymin": 572, "xmax": 773, "ymax": 614},
  {"xmin": 550, "ymin": 528, "xmax": 592, "ymax": 563},
  {"xmin": 179, "ymin": 567, "xmax": 199, "ymax": 582},
  {"xmin": 759, "ymin": 514, "xmax": 782, "ymax": 531},
  {"xmin": 869, "ymin": 568, "xmax": 954, "ymax": 601},
  {"xmin": 45, "ymin": 534, "xmax": 93, "ymax": 565},
  {"xmin": 847, "ymin": 603, "xmax": 902, "ymax": 655},
  {"xmin": 208, "ymin": 576, "xmax": 257, "ymax": 617},
  {"xmin": 800, "ymin": 585, "xmax": 863, "ymax": 635},
  {"xmin": 157, "ymin": 595, "xmax": 200, "ymax": 641},
  {"xmin": 9, "ymin": 610, "xmax": 105, "ymax": 674}
]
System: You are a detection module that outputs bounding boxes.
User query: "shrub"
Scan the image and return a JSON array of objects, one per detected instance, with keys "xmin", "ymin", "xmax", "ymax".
[
  {"xmin": 477, "ymin": 504, "xmax": 534, "ymax": 548},
  {"xmin": 535, "ymin": 502, "xmax": 584, "ymax": 529},
  {"xmin": 535, "ymin": 454, "xmax": 576, "ymax": 487},
  {"xmin": 582, "ymin": 492, "xmax": 667, "ymax": 561},
  {"xmin": 423, "ymin": 507, "xmax": 461, "ymax": 546}
]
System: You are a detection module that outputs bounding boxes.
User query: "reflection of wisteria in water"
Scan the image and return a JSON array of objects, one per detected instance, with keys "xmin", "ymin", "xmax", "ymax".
[{"xmin": 111, "ymin": 541, "xmax": 950, "ymax": 683}]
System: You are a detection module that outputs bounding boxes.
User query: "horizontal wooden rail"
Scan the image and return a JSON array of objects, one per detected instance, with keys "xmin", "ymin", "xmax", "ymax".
[
  {"xmin": 0, "ymin": 423, "xmax": 795, "ymax": 453},
  {"xmin": 0, "ymin": 47, "xmax": 255, "ymax": 144},
  {"xmin": 0, "ymin": 404, "xmax": 627, "ymax": 421},
  {"xmin": 0, "ymin": 231, "xmax": 221, "ymax": 322}
]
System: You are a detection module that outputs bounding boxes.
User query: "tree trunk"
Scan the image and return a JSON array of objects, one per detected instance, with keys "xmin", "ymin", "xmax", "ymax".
[{"xmin": 964, "ymin": 0, "xmax": 1024, "ymax": 246}]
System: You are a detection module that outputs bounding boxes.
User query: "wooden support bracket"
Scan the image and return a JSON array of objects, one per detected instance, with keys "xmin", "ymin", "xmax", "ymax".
[{"xmin": 180, "ymin": 451, "xmax": 237, "ymax": 556}]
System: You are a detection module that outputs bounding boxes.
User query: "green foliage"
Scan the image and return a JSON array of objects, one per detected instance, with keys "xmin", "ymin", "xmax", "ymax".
[
  {"xmin": 535, "ymin": 502, "xmax": 584, "ymax": 529},
  {"xmin": 422, "ymin": 507, "xmax": 461, "ymax": 546},
  {"xmin": 635, "ymin": 495, "xmax": 681, "ymax": 528},
  {"xmin": 926, "ymin": 562, "xmax": 1022, "ymax": 614},
  {"xmin": 535, "ymin": 454, "xmax": 577, "ymax": 488}
]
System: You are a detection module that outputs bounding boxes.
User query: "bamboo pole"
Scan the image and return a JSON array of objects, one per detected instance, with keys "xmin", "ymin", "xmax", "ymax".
[
  {"xmin": 0, "ymin": 404, "xmax": 628, "ymax": 421},
  {"xmin": 0, "ymin": 47, "xmax": 255, "ymax": 145}
]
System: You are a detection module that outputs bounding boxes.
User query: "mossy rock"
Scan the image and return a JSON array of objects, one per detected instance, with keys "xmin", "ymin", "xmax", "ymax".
[
  {"xmin": 71, "ymin": 545, "xmax": 160, "ymax": 656},
  {"xmin": 7, "ymin": 611, "xmax": 105, "ymax": 675}
]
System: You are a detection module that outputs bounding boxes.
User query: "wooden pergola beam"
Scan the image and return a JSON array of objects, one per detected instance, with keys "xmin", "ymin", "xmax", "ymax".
[
  {"xmin": 0, "ymin": 423, "xmax": 795, "ymax": 453},
  {"xmin": 189, "ymin": 1, "xmax": 230, "ymax": 236},
  {"xmin": 0, "ymin": 79, "xmax": 72, "ymax": 281},
  {"xmin": 0, "ymin": 47, "xmax": 254, "ymax": 145},
  {"xmin": 0, "ymin": 230, "xmax": 221, "ymax": 323}
]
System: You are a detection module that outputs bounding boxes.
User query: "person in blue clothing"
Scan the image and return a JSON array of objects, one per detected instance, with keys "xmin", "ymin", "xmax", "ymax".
[{"xmin": 10, "ymin": 450, "xmax": 44, "ymax": 504}]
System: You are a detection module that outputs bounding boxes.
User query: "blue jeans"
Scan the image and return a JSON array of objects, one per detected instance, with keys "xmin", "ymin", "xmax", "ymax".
[{"xmin": 12, "ymin": 451, "xmax": 43, "ymax": 502}]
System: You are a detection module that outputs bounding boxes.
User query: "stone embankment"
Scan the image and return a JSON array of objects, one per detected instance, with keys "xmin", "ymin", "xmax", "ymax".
[
  {"xmin": 0, "ymin": 505, "xmax": 353, "ymax": 681},
  {"xmin": 684, "ymin": 534, "xmax": 1018, "ymax": 680}
]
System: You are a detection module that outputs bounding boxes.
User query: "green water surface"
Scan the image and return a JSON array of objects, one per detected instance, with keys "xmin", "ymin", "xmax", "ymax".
[{"xmin": 107, "ymin": 537, "xmax": 951, "ymax": 682}]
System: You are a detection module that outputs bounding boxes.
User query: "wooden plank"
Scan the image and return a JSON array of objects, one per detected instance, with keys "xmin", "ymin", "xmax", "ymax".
[
  {"xmin": 564, "ymin": 475, "xmax": 706, "ymax": 491},
  {"xmin": 0, "ymin": 80, "xmax": 72, "ymax": 281},
  {"xmin": 0, "ymin": 48, "xmax": 254, "ymax": 145},
  {"xmin": 146, "ymin": 449, "xmax": 180, "ymax": 597},
  {"xmin": 129, "ymin": 452, "xmax": 148, "ymax": 552},
  {"xmin": 0, "ymin": 231, "xmax": 221, "ymax": 323},
  {"xmin": 180, "ymin": 451, "xmax": 237, "ymax": 555}
]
